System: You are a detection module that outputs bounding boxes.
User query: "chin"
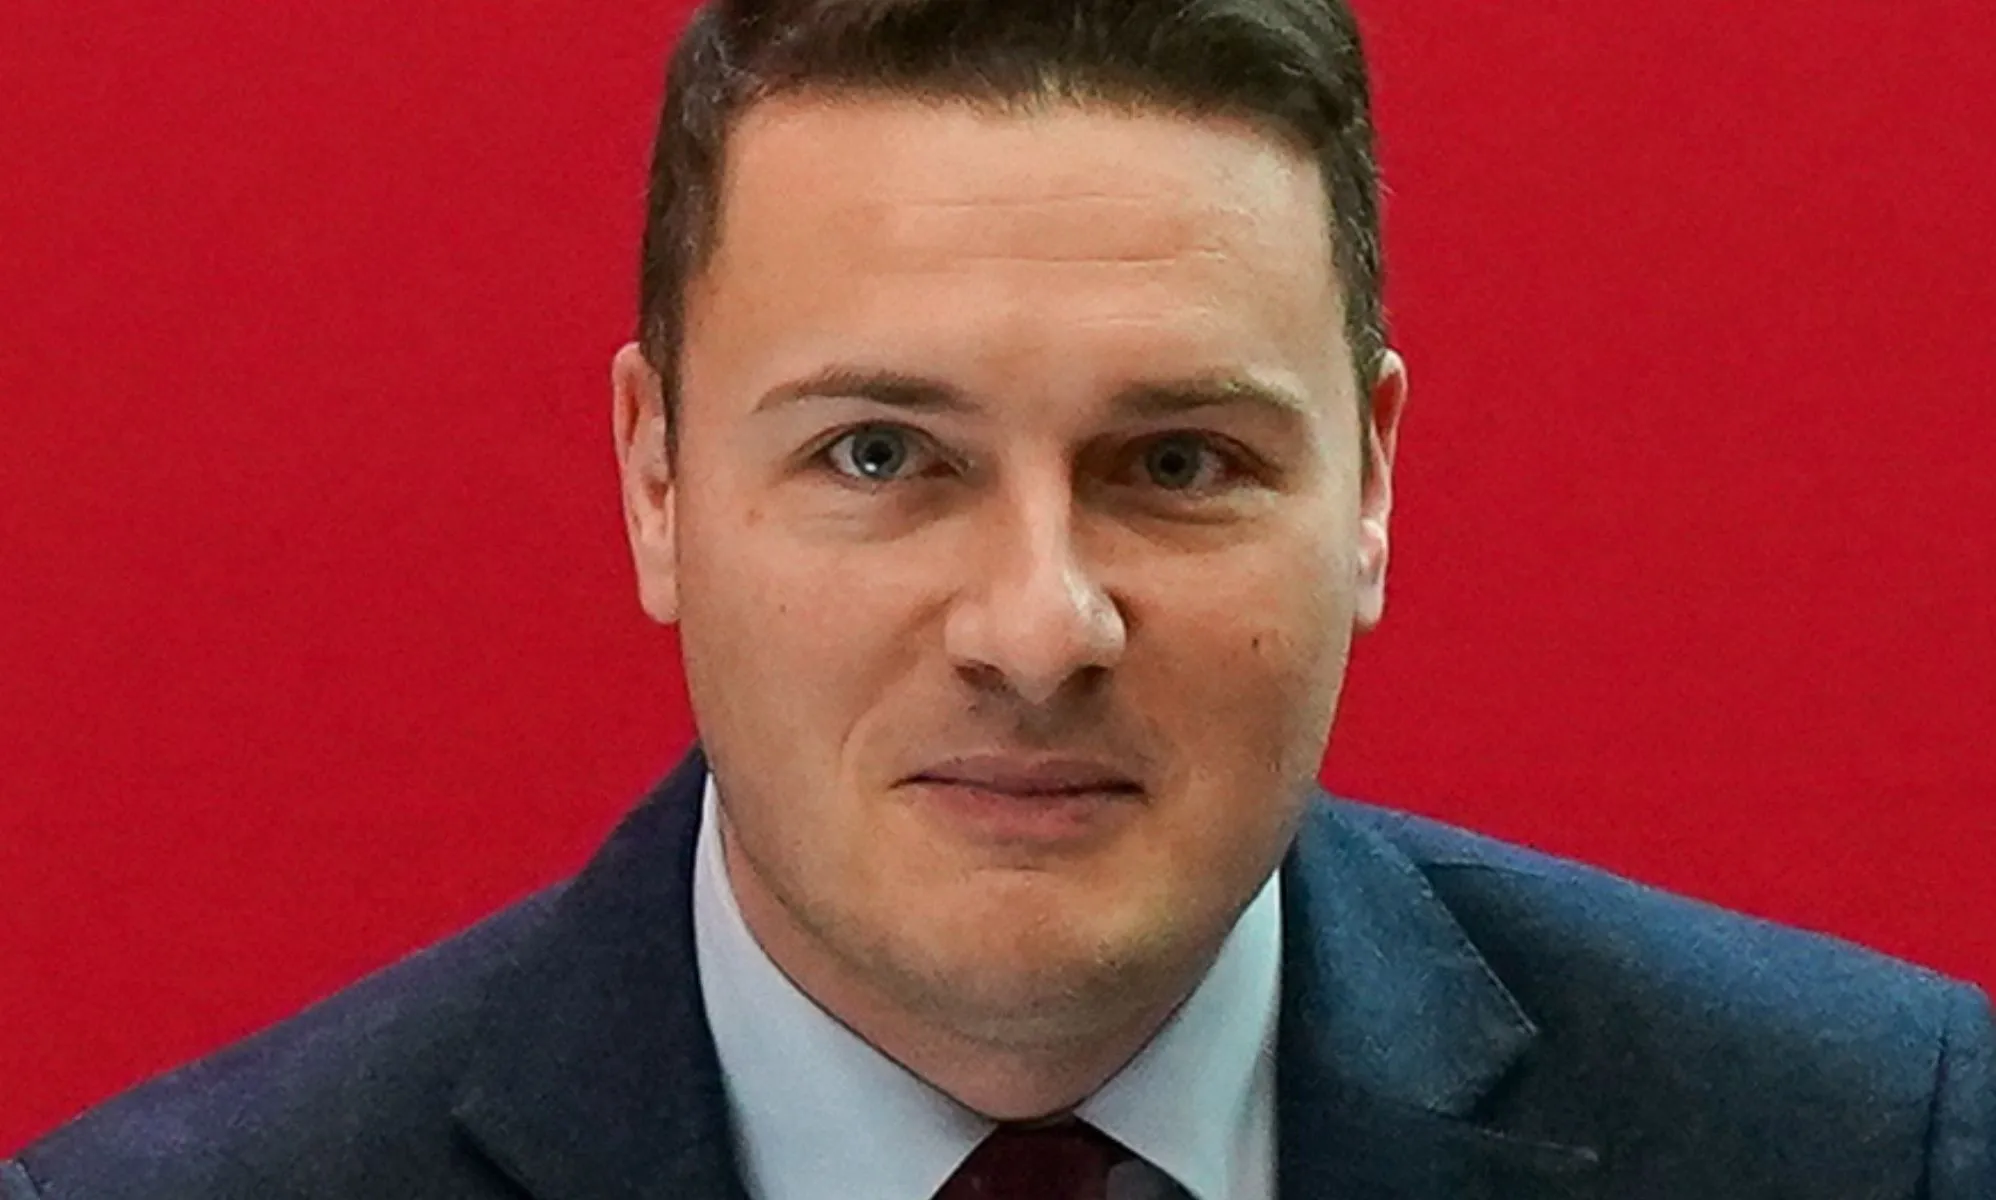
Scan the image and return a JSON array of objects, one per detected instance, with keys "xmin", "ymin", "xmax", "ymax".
[
  {"xmin": 894, "ymin": 947, "xmax": 1152, "ymax": 1040},
  {"xmin": 916, "ymin": 893, "xmax": 1187, "ymax": 992}
]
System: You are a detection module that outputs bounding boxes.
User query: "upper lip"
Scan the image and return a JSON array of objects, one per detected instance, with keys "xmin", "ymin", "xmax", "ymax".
[{"xmin": 908, "ymin": 754, "xmax": 1145, "ymax": 797}]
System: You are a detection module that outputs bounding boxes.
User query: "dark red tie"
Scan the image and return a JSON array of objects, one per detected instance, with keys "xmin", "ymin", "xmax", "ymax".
[{"xmin": 933, "ymin": 1120, "xmax": 1131, "ymax": 1200}]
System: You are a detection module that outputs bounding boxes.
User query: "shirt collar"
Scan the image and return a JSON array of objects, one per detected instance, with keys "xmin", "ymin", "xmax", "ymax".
[
  {"xmin": 693, "ymin": 775, "xmax": 1280, "ymax": 1200},
  {"xmin": 1077, "ymin": 852, "xmax": 1280, "ymax": 1200}
]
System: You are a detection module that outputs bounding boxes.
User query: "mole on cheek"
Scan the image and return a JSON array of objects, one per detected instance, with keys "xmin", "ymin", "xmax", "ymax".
[{"xmin": 1248, "ymin": 631, "xmax": 1289, "ymax": 665}]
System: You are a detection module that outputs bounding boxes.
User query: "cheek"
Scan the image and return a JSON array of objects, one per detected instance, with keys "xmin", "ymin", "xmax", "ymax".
[
  {"xmin": 1160, "ymin": 539, "xmax": 1349, "ymax": 673},
  {"xmin": 1138, "ymin": 548, "xmax": 1352, "ymax": 758},
  {"xmin": 677, "ymin": 503, "xmax": 938, "ymax": 762}
]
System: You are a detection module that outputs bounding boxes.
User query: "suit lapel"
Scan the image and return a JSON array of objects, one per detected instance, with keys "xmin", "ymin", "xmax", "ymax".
[
  {"xmin": 450, "ymin": 748, "xmax": 746, "ymax": 1200},
  {"xmin": 1275, "ymin": 798, "xmax": 1603, "ymax": 1200}
]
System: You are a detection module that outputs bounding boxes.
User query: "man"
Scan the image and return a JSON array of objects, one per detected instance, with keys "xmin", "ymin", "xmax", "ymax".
[{"xmin": 7, "ymin": 0, "xmax": 1991, "ymax": 1196}]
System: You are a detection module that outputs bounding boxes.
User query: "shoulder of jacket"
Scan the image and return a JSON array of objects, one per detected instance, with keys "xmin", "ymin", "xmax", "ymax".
[
  {"xmin": 9, "ymin": 884, "xmax": 567, "ymax": 1198},
  {"xmin": 1326, "ymin": 795, "xmax": 1972, "ymax": 1076}
]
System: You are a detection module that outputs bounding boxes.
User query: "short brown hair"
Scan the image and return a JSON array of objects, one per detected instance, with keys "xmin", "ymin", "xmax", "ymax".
[{"xmin": 638, "ymin": 0, "xmax": 1385, "ymax": 441}]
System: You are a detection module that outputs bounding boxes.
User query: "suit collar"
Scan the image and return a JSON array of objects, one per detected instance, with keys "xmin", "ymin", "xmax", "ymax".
[
  {"xmin": 450, "ymin": 754, "xmax": 1599, "ymax": 1199},
  {"xmin": 451, "ymin": 749, "xmax": 745, "ymax": 1200},
  {"xmin": 1274, "ymin": 797, "xmax": 1601, "ymax": 1198}
]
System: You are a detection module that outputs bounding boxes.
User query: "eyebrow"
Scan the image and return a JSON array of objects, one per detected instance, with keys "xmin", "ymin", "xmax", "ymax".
[
  {"xmin": 755, "ymin": 367, "xmax": 973, "ymax": 415},
  {"xmin": 753, "ymin": 365, "xmax": 1312, "ymax": 423}
]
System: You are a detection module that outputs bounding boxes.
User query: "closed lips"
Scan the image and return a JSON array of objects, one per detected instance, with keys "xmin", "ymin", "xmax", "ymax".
[{"xmin": 909, "ymin": 759, "xmax": 1144, "ymax": 797}]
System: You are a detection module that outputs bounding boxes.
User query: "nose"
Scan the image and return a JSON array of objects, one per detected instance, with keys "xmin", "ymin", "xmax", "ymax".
[{"xmin": 943, "ymin": 483, "xmax": 1128, "ymax": 708}]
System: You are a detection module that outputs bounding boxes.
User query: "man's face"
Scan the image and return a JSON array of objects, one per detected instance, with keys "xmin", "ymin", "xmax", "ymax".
[{"xmin": 616, "ymin": 96, "xmax": 1403, "ymax": 1055}]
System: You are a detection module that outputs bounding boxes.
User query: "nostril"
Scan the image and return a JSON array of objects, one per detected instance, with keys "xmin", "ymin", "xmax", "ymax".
[{"xmin": 953, "ymin": 660, "xmax": 1012, "ymax": 695}]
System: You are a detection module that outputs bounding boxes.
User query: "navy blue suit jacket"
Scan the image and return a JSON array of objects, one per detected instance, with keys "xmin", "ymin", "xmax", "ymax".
[{"xmin": 8, "ymin": 749, "xmax": 1993, "ymax": 1198}]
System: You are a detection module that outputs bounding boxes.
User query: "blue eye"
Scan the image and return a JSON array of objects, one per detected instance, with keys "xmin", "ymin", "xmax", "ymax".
[
  {"xmin": 1140, "ymin": 434, "xmax": 1226, "ymax": 491},
  {"xmin": 826, "ymin": 425, "xmax": 929, "ymax": 482}
]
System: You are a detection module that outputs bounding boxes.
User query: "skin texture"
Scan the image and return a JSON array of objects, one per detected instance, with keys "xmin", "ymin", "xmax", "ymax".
[{"xmin": 613, "ymin": 94, "xmax": 1407, "ymax": 1119}]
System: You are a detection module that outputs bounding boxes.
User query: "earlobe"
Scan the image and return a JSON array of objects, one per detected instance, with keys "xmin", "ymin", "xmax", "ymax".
[
  {"xmin": 611, "ymin": 343, "xmax": 680, "ymax": 625},
  {"xmin": 1353, "ymin": 351, "xmax": 1408, "ymax": 633}
]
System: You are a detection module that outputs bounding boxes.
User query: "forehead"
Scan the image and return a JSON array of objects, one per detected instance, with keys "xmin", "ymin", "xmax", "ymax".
[
  {"xmin": 684, "ymin": 94, "xmax": 1347, "ymax": 403},
  {"xmin": 713, "ymin": 92, "xmax": 1332, "ymax": 269}
]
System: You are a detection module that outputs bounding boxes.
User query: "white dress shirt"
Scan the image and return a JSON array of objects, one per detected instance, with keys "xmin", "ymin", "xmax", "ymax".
[{"xmin": 693, "ymin": 778, "xmax": 1280, "ymax": 1200}]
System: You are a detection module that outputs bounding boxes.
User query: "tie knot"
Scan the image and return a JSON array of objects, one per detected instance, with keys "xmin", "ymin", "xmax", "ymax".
[{"xmin": 936, "ymin": 1119, "xmax": 1130, "ymax": 1200}]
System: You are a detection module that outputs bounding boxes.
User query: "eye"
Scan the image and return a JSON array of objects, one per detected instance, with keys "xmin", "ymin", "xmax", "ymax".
[
  {"xmin": 1135, "ymin": 433, "xmax": 1233, "ymax": 492},
  {"xmin": 822, "ymin": 424, "xmax": 938, "ymax": 483}
]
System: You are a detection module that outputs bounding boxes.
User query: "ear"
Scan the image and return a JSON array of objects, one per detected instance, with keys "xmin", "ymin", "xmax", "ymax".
[
  {"xmin": 612, "ymin": 342, "xmax": 680, "ymax": 625},
  {"xmin": 1353, "ymin": 350, "xmax": 1408, "ymax": 633}
]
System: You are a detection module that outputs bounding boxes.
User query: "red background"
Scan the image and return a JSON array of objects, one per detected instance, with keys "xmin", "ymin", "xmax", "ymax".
[{"xmin": 4, "ymin": 0, "xmax": 1993, "ymax": 1152}]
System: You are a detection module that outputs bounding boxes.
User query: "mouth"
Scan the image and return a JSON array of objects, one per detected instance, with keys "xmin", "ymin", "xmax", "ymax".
[{"xmin": 902, "ymin": 755, "xmax": 1145, "ymax": 844}]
